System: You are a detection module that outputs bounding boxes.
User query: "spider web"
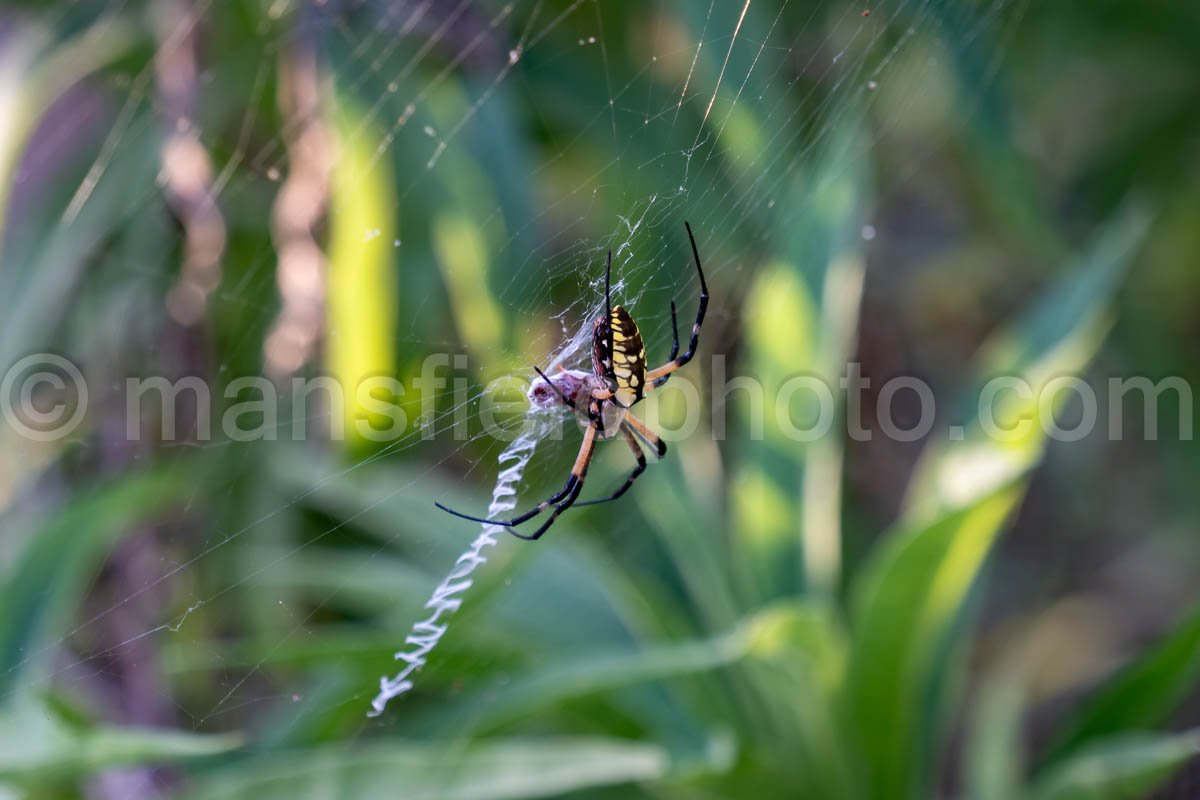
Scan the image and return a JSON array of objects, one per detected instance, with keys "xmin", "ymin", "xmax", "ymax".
[{"xmin": 3, "ymin": 0, "xmax": 1025, "ymax": 744}]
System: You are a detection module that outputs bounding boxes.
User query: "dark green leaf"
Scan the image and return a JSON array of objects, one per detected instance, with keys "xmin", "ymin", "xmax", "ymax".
[{"xmin": 1032, "ymin": 731, "xmax": 1200, "ymax": 800}]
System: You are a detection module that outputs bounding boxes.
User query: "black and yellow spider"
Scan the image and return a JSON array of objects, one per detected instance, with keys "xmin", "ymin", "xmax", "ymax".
[{"xmin": 436, "ymin": 221, "xmax": 709, "ymax": 541}]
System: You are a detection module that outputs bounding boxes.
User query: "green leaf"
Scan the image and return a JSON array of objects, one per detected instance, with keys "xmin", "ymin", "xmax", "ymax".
[
  {"xmin": 269, "ymin": 447, "xmax": 667, "ymax": 651},
  {"xmin": 0, "ymin": 701, "xmax": 241, "ymax": 782},
  {"xmin": 0, "ymin": 467, "xmax": 193, "ymax": 699},
  {"xmin": 422, "ymin": 626, "xmax": 750, "ymax": 733},
  {"xmin": 928, "ymin": 0, "xmax": 1065, "ymax": 259},
  {"xmin": 0, "ymin": 117, "xmax": 161, "ymax": 373},
  {"xmin": 182, "ymin": 737, "xmax": 708, "ymax": 800},
  {"xmin": 418, "ymin": 603, "xmax": 836, "ymax": 736},
  {"xmin": 744, "ymin": 602, "xmax": 861, "ymax": 799},
  {"xmin": 904, "ymin": 203, "xmax": 1151, "ymax": 523},
  {"xmin": 327, "ymin": 95, "xmax": 399, "ymax": 448},
  {"xmin": 965, "ymin": 671, "xmax": 1028, "ymax": 800},
  {"xmin": 736, "ymin": 112, "xmax": 871, "ymax": 603},
  {"xmin": 0, "ymin": 16, "xmax": 138, "ymax": 287},
  {"xmin": 847, "ymin": 483, "xmax": 1023, "ymax": 799},
  {"xmin": 1042, "ymin": 602, "xmax": 1200, "ymax": 766},
  {"xmin": 1031, "ymin": 730, "xmax": 1200, "ymax": 800},
  {"xmin": 744, "ymin": 601, "xmax": 849, "ymax": 686}
]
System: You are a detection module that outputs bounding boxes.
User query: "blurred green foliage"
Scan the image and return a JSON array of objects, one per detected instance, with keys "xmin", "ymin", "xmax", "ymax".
[{"xmin": 0, "ymin": 1, "xmax": 1198, "ymax": 798}]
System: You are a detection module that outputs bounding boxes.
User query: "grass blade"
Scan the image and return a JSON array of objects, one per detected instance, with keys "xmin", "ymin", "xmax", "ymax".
[
  {"xmin": 846, "ymin": 483, "xmax": 1023, "ymax": 798},
  {"xmin": 1031, "ymin": 730, "xmax": 1200, "ymax": 800},
  {"xmin": 182, "ymin": 736, "xmax": 711, "ymax": 800},
  {"xmin": 0, "ymin": 700, "xmax": 241, "ymax": 783},
  {"xmin": 1041, "ymin": 602, "xmax": 1200, "ymax": 767},
  {"xmin": 905, "ymin": 202, "xmax": 1152, "ymax": 522},
  {"xmin": 0, "ymin": 467, "xmax": 192, "ymax": 699}
]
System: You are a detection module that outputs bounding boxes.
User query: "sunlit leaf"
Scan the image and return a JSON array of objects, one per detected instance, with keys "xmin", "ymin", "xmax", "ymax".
[
  {"xmin": 905, "ymin": 202, "xmax": 1152, "ymax": 522},
  {"xmin": 847, "ymin": 483, "xmax": 1022, "ymax": 798},
  {"xmin": 327, "ymin": 95, "xmax": 398, "ymax": 447}
]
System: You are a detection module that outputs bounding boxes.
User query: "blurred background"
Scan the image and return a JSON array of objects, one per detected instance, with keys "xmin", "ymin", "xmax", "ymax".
[{"xmin": 0, "ymin": 0, "xmax": 1198, "ymax": 798}]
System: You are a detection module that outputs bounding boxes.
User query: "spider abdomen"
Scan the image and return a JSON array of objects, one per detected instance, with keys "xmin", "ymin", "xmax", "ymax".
[{"xmin": 593, "ymin": 305, "xmax": 647, "ymax": 408}]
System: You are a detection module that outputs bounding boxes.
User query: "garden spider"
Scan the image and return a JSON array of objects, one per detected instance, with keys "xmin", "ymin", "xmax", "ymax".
[{"xmin": 435, "ymin": 221, "xmax": 709, "ymax": 541}]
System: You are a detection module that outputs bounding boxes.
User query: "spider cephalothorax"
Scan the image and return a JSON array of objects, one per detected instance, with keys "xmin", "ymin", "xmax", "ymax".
[{"xmin": 437, "ymin": 221, "xmax": 709, "ymax": 540}]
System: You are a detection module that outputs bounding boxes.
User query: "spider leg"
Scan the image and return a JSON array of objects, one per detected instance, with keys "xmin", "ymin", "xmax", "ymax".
[
  {"xmin": 508, "ymin": 422, "xmax": 598, "ymax": 540},
  {"xmin": 652, "ymin": 301, "xmax": 680, "ymax": 389},
  {"xmin": 533, "ymin": 365, "xmax": 575, "ymax": 409},
  {"xmin": 434, "ymin": 423, "xmax": 598, "ymax": 541},
  {"xmin": 575, "ymin": 424, "xmax": 647, "ymax": 507},
  {"xmin": 646, "ymin": 221, "xmax": 709, "ymax": 384},
  {"xmin": 622, "ymin": 412, "xmax": 668, "ymax": 458},
  {"xmin": 604, "ymin": 248, "xmax": 617, "ymax": 393},
  {"xmin": 533, "ymin": 365, "xmax": 606, "ymax": 430}
]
